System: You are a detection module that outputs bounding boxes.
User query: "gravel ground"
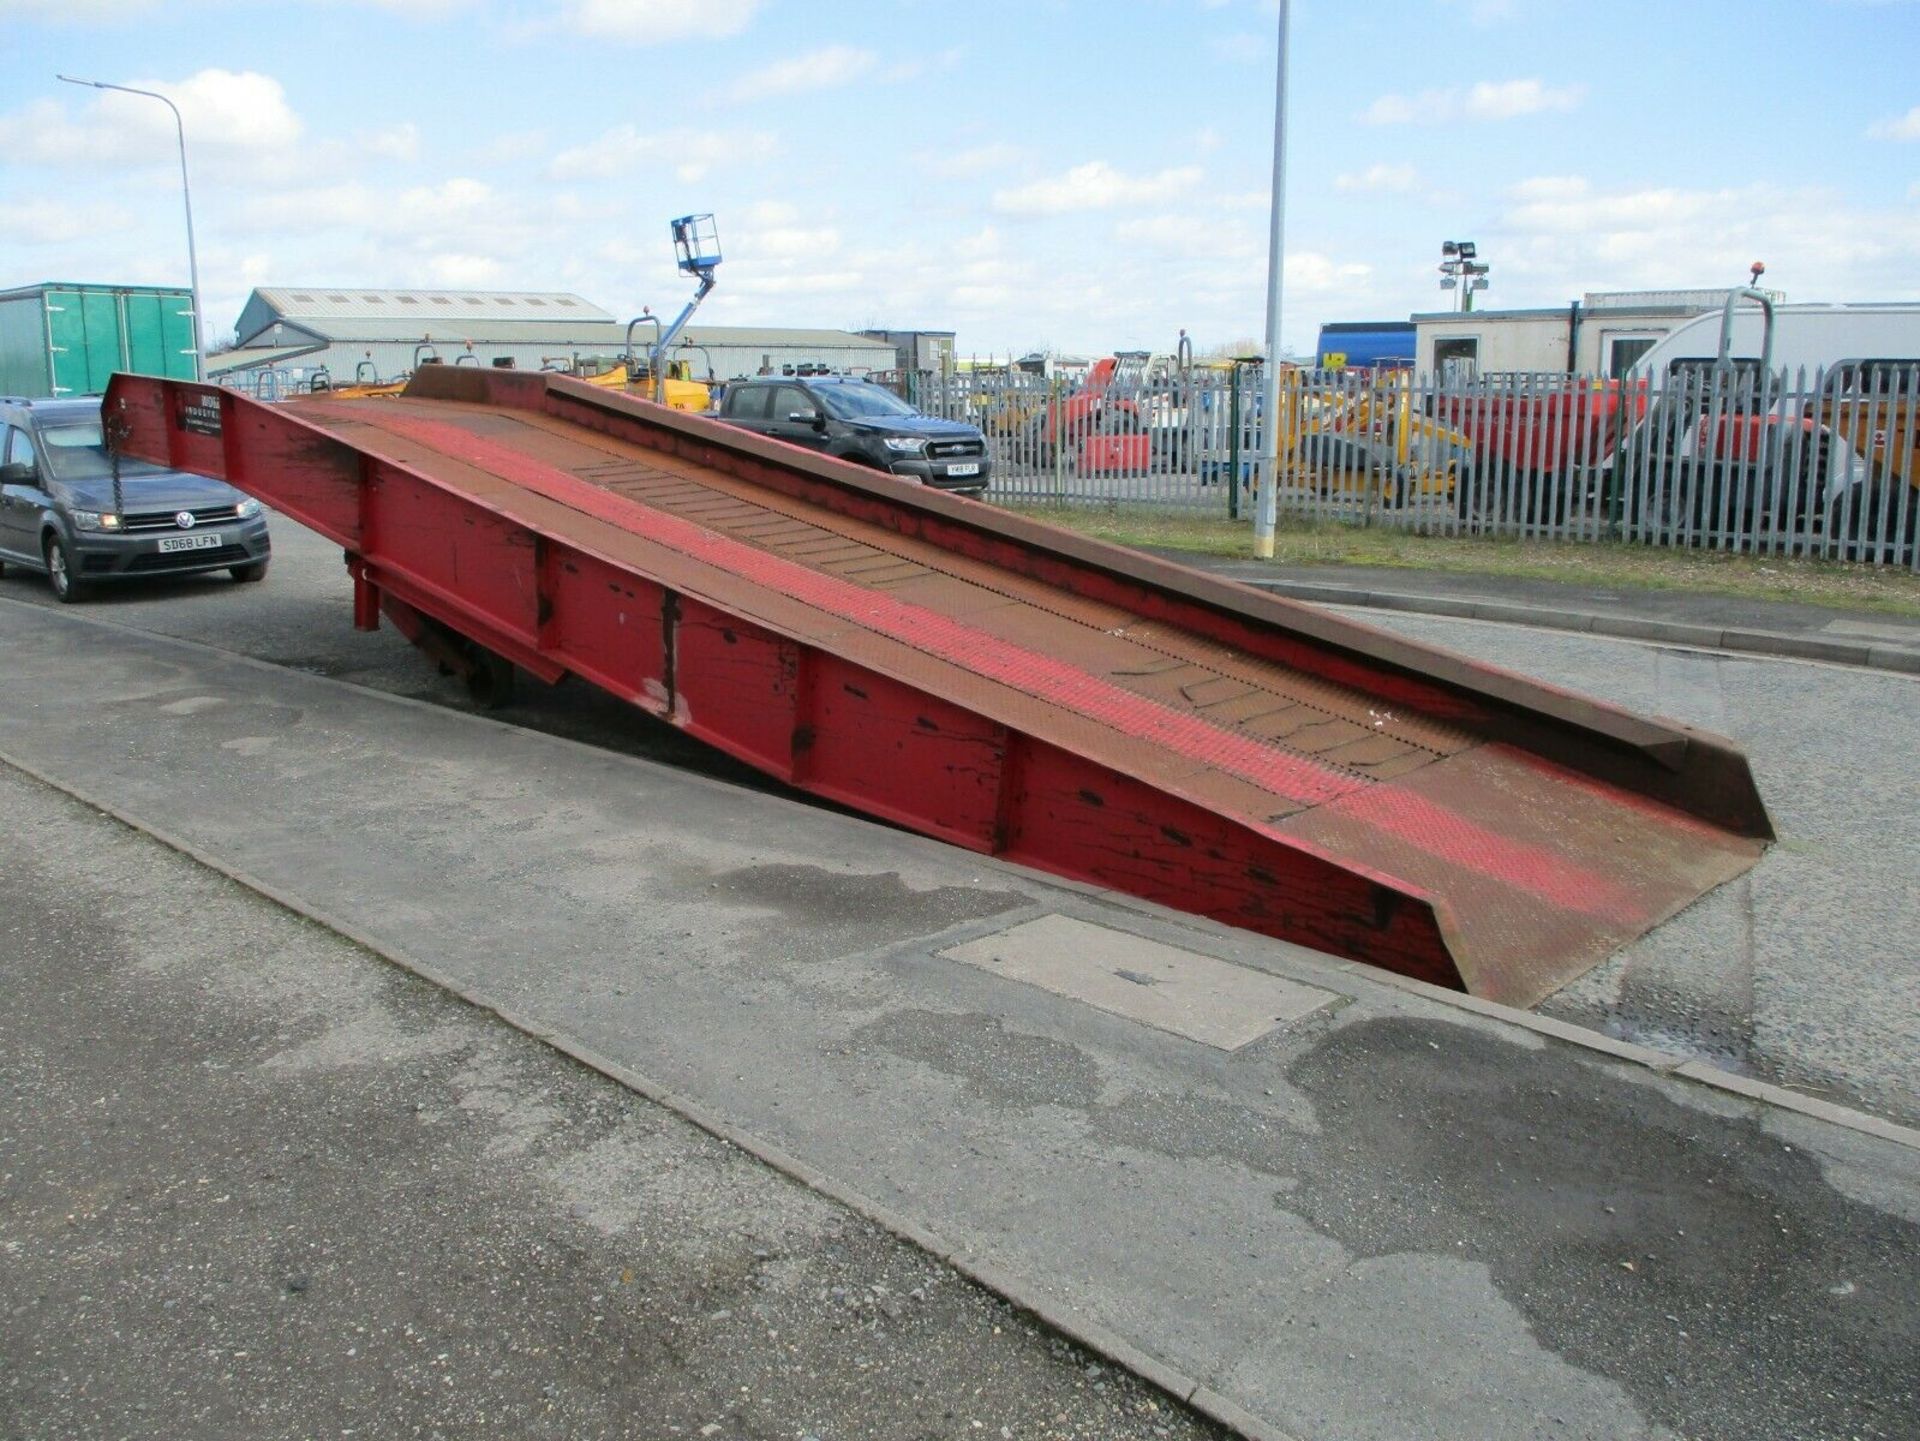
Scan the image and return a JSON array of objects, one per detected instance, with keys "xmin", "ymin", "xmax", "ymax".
[{"xmin": 0, "ymin": 763, "xmax": 1225, "ymax": 1441}]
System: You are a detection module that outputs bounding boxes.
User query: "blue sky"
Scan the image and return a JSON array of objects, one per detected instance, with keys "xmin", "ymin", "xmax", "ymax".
[{"xmin": 3, "ymin": 0, "xmax": 1917, "ymax": 360}]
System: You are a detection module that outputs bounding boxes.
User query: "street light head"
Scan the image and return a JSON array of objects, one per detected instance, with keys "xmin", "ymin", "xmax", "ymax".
[
  {"xmin": 1458, "ymin": 241, "xmax": 1477, "ymax": 260},
  {"xmin": 1441, "ymin": 241, "xmax": 1459, "ymax": 257}
]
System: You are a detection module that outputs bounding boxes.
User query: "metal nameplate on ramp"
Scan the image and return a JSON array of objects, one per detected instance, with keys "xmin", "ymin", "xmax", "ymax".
[{"xmin": 941, "ymin": 914, "xmax": 1337, "ymax": 1050}]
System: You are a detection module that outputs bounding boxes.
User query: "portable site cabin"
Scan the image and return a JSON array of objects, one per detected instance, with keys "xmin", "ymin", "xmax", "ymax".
[{"xmin": 1412, "ymin": 290, "xmax": 1786, "ymax": 380}]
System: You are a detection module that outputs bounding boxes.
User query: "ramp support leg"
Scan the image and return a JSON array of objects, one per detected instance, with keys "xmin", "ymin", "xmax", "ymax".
[{"xmin": 349, "ymin": 554, "xmax": 381, "ymax": 632}]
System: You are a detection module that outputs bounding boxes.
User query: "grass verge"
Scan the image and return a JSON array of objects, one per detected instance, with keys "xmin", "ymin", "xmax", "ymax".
[{"xmin": 1000, "ymin": 503, "xmax": 1920, "ymax": 618}]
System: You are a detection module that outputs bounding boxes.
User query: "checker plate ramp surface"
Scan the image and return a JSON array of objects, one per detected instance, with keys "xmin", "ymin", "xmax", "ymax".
[{"xmin": 107, "ymin": 368, "xmax": 1771, "ymax": 1007}]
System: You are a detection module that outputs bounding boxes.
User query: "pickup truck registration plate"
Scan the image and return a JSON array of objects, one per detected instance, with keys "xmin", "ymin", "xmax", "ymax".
[
  {"xmin": 157, "ymin": 532, "xmax": 225, "ymax": 554},
  {"xmin": 946, "ymin": 462, "xmax": 980, "ymax": 477}
]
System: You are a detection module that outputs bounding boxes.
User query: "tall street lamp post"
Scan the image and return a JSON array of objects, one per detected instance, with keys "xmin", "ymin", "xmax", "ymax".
[
  {"xmin": 57, "ymin": 74, "xmax": 203, "ymax": 382},
  {"xmin": 1252, "ymin": 0, "xmax": 1290, "ymax": 560}
]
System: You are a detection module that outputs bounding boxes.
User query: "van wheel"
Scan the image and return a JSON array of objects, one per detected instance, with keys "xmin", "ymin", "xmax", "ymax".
[
  {"xmin": 231, "ymin": 560, "xmax": 270, "ymax": 583},
  {"xmin": 44, "ymin": 534, "xmax": 85, "ymax": 603}
]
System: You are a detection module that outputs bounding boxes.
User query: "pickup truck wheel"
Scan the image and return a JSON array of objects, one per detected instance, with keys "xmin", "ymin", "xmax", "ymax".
[{"xmin": 44, "ymin": 533, "xmax": 85, "ymax": 603}]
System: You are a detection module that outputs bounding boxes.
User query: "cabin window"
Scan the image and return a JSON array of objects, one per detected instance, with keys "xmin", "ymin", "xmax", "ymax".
[
  {"xmin": 1606, "ymin": 334, "xmax": 1659, "ymax": 377},
  {"xmin": 1434, "ymin": 337, "xmax": 1479, "ymax": 382}
]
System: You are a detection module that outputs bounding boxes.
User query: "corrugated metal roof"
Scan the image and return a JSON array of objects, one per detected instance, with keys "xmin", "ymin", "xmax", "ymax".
[
  {"xmin": 237, "ymin": 317, "xmax": 626, "ymax": 345},
  {"xmin": 232, "ymin": 287, "xmax": 900, "ymax": 357},
  {"xmin": 248, "ymin": 287, "xmax": 614, "ymax": 325},
  {"xmin": 677, "ymin": 325, "xmax": 893, "ymax": 351},
  {"xmin": 207, "ymin": 342, "xmax": 330, "ymax": 375}
]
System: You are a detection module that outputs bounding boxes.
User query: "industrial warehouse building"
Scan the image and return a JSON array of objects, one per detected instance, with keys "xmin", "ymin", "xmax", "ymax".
[{"xmin": 210, "ymin": 287, "xmax": 898, "ymax": 390}]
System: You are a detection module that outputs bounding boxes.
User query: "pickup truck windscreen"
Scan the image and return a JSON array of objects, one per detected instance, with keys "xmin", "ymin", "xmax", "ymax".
[{"xmin": 819, "ymin": 385, "xmax": 917, "ymax": 421}]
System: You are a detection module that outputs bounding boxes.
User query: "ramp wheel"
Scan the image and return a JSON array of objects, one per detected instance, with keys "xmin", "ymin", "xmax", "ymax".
[{"xmin": 464, "ymin": 647, "xmax": 515, "ymax": 709}]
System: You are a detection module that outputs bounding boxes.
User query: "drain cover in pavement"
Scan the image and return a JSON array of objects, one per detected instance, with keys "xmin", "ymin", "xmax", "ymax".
[{"xmin": 940, "ymin": 914, "xmax": 1337, "ymax": 1050}]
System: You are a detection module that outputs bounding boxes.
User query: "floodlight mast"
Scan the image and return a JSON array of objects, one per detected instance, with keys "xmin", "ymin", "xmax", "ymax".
[{"xmin": 650, "ymin": 214, "xmax": 722, "ymax": 403}]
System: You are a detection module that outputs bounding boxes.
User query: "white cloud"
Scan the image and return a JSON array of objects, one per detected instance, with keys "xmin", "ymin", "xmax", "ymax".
[
  {"xmin": 955, "ymin": 225, "xmax": 1002, "ymax": 260},
  {"xmin": 1868, "ymin": 105, "xmax": 1920, "ymax": 140},
  {"xmin": 10, "ymin": 70, "xmax": 305, "ymax": 161},
  {"xmin": 0, "ymin": 70, "xmax": 318, "ymax": 194},
  {"xmin": 916, "ymin": 142, "xmax": 1029, "ymax": 179},
  {"xmin": 1335, "ymin": 163, "xmax": 1420, "ymax": 194},
  {"xmin": 3, "ymin": 0, "xmax": 156, "ymax": 19},
  {"xmin": 0, "ymin": 196, "xmax": 138, "ymax": 244},
  {"xmin": 1465, "ymin": 78, "xmax": 1585, "ymax": 119},
  {"xmin": 361, "ymin": 122, "xmax": 420, "ymax": 162},
  {"xmin": 1115, "ymin": 214, "xmax": 1262, "ymax": 262},
  {"xmin": 736, "ymin": 223, "xmax": 842, "ymax": 260},
  {"xmin": 881, "ymin": 48, "xmax": 963, "ymax": 84},
  {"xmin": 1362, "ymin": 78, "xmax": 1585, "ymax": 125},
  {"xmin": 743, "ymin": 200, "xmax": 800, "ymax": 226},
  {"xmin": 548, "ymin": 124, "xmax": 776, "ymax": 182},
  {"xmin": 234, "ymin": 176, "xmax": 497, "ymax": 237},
  {"xmin": 1494, "ymin": 173, "xmax": 1920, "ymax": 304},
  {"xmin": 471, "ymin": 129, "xmax": 547, "ymax": 165},
  {"xmin": 558, "ymin": 0, "xmax": 761, "ymax": 43},
  {"xmin": 727, "ymin": 271, "xmax": 865, "ymax": 297},
  {"xmin": 426, "ymin": 253, "xmax": 507, "ymax": 288},
  {"xmin": 993, "ymin": 161, "xmax": 1204, "ymax": 215},
  {"xmin": 726, "ymin": 45, "xmax": 877, "ymax": 102},
  {"xmin": 1509, "ymin": 174, "xmax": 1589, "ymax": 202},
  {"xmin": 1285, "ymin": 252, "xmax": 1373, "ymax": 294},
  {"xmin": 145, "ymin": 69, "xmax": 304, "ymax": 148}
]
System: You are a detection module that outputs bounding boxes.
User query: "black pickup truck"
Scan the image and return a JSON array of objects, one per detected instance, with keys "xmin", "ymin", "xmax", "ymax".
[{"xmin": 713, "ymin": 374, "xmax": 991, "ymax": 496}]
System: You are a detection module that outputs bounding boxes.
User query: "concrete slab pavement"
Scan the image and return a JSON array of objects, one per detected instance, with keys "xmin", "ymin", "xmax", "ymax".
[{"xmin": 1, "ymin": 599, "xmax": 1915, "ymax": 1441}]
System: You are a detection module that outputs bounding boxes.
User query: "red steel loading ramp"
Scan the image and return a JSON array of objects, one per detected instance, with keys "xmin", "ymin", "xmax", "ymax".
[{"xmin": 108, "ymin": 367, "xmax": 1771, "ymax": 1008}]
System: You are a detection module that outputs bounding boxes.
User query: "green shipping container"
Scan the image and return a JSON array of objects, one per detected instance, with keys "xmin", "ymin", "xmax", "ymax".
[{"xmin": 0, "ymin": 282, "xmax": 197, "ymax": 398}]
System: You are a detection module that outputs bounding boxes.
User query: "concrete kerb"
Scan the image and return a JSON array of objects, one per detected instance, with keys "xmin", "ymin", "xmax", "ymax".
[{"xmin": 1244, "ymin": 579, "xmax": 1920, "ymax": 676}]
